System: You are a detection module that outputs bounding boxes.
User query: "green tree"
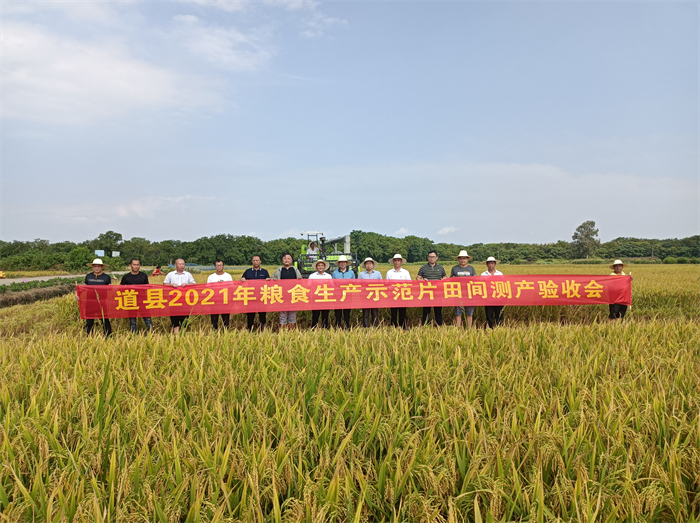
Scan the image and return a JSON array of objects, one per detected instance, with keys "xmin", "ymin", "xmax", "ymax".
[
  {"xmin": 571, "ymin": 221, "xmax": 600, "ymax": 259},
  {"xmin": 67, "ymin": 247, "xmax": 93, "ymax": 271}
]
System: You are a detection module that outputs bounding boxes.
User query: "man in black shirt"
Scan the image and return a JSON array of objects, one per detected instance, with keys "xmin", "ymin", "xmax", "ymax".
[
  {"xmin": 240, "ymin": 255, "xmax": 270, "ymax": 331},
  {"xmin": 81, "ymin": 258, "xmax": 113, "ymax": 338},
  {"xmin": 120, "ymin": 258, "xmax": 152, "ymax": 333},
  {"xmin": 416, "ymin": 250, "xmax": 447, "ymax": 326}
]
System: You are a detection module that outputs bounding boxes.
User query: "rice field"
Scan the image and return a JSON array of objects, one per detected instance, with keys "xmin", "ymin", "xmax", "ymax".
[{"xmin": 0, "ymin": 265, "xmax": 698, "ymax": 521}]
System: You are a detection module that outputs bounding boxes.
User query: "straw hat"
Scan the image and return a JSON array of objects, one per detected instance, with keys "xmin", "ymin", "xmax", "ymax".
[
  {"xmin": 484, "ymin": 256, "xmax": 499, "ymax": 264},
  {"xmin": 337, "ymin": 255, "xmax": 350, "ymax": 263},
  {"xmin": 390, "ymin": 253, "xmax": 407, "ymax": 263},
  {"xmin": 315, "ymin": 259, "xmax": 330, "ymax": 271},
  {"xmin": 87, "ymin": 258, "xmax": 106, "ymax": 267},
  {"xmin": 362, "ymin": 257, "xmax": 377, "ymax": 268},
  {"xmin": 609, "ymin": 259, "xmax": 625, "ymax": 269},
  {"xmin": 455, "ymin": 250, "xmax": 472, "ymax": 261}
]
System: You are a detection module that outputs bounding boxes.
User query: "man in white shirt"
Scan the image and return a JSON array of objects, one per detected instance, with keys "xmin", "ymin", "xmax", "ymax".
[
  {"xmin": 163, "ymin": 258, "xmax": 196, "ymax": 333},
  {"xmin": 309, "ymin": 259, "xmax": 332, "ymax": 328},
  {"xmin": 481, "ymin": 256, "xmax": 504, "ymax": 328},
  {"xmin": 306, "ymin": 242, "xmax": 320, "ymax": 260},
  {"xmin": 207, "ymin": 259, "xmax": 233, "ymax": 331},
  {"xmin": 385, "ymin": 254, "xmax": 411, "ymax": 329}
]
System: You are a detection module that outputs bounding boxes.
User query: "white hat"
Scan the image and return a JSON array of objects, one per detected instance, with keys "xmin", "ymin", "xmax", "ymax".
[
  {"xmin": 484, "ymin": 256, "xmax": 499, "ymax": 264},
  {"xmin": 87, "ymin": 258, "xmax": 105, "ymax": 267},
  {"xmin": 337, "ymin": 255, "xmax": 350, "ymax": 263},
  {"xmin": 390, "ymin": 253, "xmax": 407, "ymax": 263},
  {"xmin": 609, "ymin": 259, "xmax": 625, "ymax": 269},
  {"xmin": 362, "ymin": 257, "xmax": 377, "ymax": 268},
  {"xmin": 315, "ymin": 259, "xmax": 330, "ymax": 271},
  {"xmin": 455, "ymin": 250, "xmax": 472, "ymax": 261}
]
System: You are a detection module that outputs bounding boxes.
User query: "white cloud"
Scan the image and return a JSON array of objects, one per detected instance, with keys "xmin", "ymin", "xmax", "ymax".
[
  {"xmin": 264, "ymin": 0, "xmax": 318, "ymax": 10},
  {"xmin": 115, "ymin": 196, "xmax": 215, "ymax": 219},
  {"xmin": 3, "ymin": 0, "xmax": 121, "ymax": 25},
  {"xmin": 2, "ymin": 22, "xmax": 222, "ymax": 125},
  {"xmin": 180, "ymin": 0, "xmax": 247, "ymax": 12},
  {"xmin": 437, "ymin": 226, "xmax": 460, "ymax": 235},
  {"xmin": 394, "ymin": 228, "xmax": 409, "ymax": 236},
  {"xmin": 300, "ymin": 11, "xmax": 347, "ymax": 38},
  {"xmin": 171, "ymin": 15, "xmax": 274, "ymax": 71}
]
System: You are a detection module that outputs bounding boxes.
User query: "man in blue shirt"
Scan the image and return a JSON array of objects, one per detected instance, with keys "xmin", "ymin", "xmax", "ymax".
[
  {"xmin": 358, "ymin": 257, "xmax": 381, "ymax": 327},
  {"xmin": 332, "ymin": 255, "xmax": 355, "ymax": 329},
  {"xmin": 241, "ymin": 255, "xmax": 270, "ymax": 331}
]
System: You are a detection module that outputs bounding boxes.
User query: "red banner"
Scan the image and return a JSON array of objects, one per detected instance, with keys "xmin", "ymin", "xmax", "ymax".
[{"xmin": 77, "ymin": 275, "xmax": 631, "ymax": 319}]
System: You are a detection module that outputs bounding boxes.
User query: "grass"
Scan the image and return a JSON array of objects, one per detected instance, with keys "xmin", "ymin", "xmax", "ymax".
[
  {"xmin": 0, "ymin": 265, "xmax": 697, "ymax": 521},
  {"xmin": 0, "ymin": 323, "xmax": 698, "ymax": 521}
]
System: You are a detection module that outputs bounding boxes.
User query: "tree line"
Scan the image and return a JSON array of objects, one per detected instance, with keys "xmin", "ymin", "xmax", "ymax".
[{"xmin": 1, "ymin": 225, "xmax": 698, "ymax": 271}]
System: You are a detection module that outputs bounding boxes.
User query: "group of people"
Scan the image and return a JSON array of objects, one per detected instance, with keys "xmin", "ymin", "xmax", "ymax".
[{"xmin": 79, "ymin": 252, "xmax": 630, "ymax": 337}]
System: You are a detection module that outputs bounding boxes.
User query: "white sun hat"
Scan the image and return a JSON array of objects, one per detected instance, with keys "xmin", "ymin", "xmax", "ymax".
[
  {"xmin": 484, "ymin": 256, "xmax": 500, "ymax": 264},
  {"xmin": 337, "ymin": 255, "xmax": 350, "ymax": 263},
  {"xmin": 315, "ymin": 259, "xmax": 330, "ymax": 271},
  {"xmin": 362, "ymin": 257, "xmax": 377, "ymax": 268},
  {"xmin": 390, "ymin": 253, "xmax": 407, "ymax": 263},
  {"xmin": 87, "ymin": 258, "xmax": 106, "ymax": 267},
  {"xmin": 455, "ymin": 250, "xmax": 472, "ymax": 261},
  {"xmin": 609, "ymin": 259, "xmax": 626, "ymax": 269}
]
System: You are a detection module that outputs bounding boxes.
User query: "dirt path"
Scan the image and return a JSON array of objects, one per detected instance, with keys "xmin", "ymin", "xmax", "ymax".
[{"xmin": 1, "ymin": 272, "xmax": 128, "ymax": 285}]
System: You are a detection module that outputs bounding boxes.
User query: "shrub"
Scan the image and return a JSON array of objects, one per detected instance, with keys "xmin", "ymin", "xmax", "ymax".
[
  {"xmin": 663, "ymin": 257, "xmax": 677, "ymax": 264},
  {"xmin": 690, "ymin": 258, "xmax": 700, "ymax": 264},
  {"xmin": 676, "ymin": 257, "xmax": 689, "ymax": 264}
]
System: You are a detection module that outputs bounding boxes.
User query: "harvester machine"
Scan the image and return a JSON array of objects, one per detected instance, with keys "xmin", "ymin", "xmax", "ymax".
[{"xmin": 295, "ymin": 231, "xmax": 360, "ymax": 278}]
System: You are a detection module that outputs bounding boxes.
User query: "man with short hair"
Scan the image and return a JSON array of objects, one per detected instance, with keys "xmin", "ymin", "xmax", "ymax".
[
  {"xmin": 163, "ymin": 258, "xmax": 195, "ymax": 333},
  {"xmin": 120, "ymin": 258, "xmax": 152, "ymax": 333},
  {"xmin": 481, "ymin": 256, "xmax": 504, "ymax": 328},
  {"xmin": 207, "ymin": 259, "xmax": 233, "ymax": 330},
  {"xmin": 450, "ymin": 250, "xmax": 476, "ymax": 328},
  {"xmin": 358, "ymin": 257, "xmax": 381, "ymax": 327},
  {"xmin": 79, "ymin": 258, "xmax": 113, "ymax": 338},
  {"xmin": 306, "ymin": 242, "xmax": 320, "ymax": 261},
  {"xmin": 241, "ymin": 254, "xmax": 270, "ymax": 331},
  {"xmin": 332, "ymin": 255, "xmax": 355, "ymax": 329},
  {"xmin": 272, "ymin": 253, "xmax": 303, "ymax": 330},
  {"xmin": 385, "ymin": 254, "xmax": 411, "ymax": 329},
  {"xmin": 417, "ymin": 250, "xmax": 447, "ymax": 326},
  {"xmin": 309, "ymin": 259, "xmax": 332, "ymax": 328}
]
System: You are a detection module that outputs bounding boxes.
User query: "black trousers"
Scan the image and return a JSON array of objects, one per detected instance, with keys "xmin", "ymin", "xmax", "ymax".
[
  {"xmin": 311, "ymin": 310, "xmax": 330, "ymax": 328},
  {"xmin": 422, "ymin": 306, "xmax": 443, "ymax": 326},
  {"xmin": 335, "ymin": 308, "xmax": 351, "ymax": 329},
  {"xmin": 211, "ymin": 314, "xmax": 230, "ymax": 330},
  {"xmin": 484, "ymin": 306, "xmax": 504, "ymax": 329},
  {"xmin": 363, "ymin": 308, "xmax": 379, "ymax": 327},
  {"xmin": 390, "ymin": 307, "xmax": 407, "ymax": 328},
  {"xmin": 86, "ymin": 318, "xmax": 112, "ymax": 337},
  {"xmin": 609, "ymin": 304, "xmax": 628, "ymax": 320},
  {"xmin": 171, "ymin": 315, "xmax": 189, "ymax": 329},
  {"xmin": 246, "ymin": 312, "xmax": 267, "ymax": 330}
]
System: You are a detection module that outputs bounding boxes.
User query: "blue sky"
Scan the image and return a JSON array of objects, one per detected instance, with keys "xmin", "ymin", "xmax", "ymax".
[{"xmin": 2, "ymin": 0, "xmax": 698, "ymax": 245}]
